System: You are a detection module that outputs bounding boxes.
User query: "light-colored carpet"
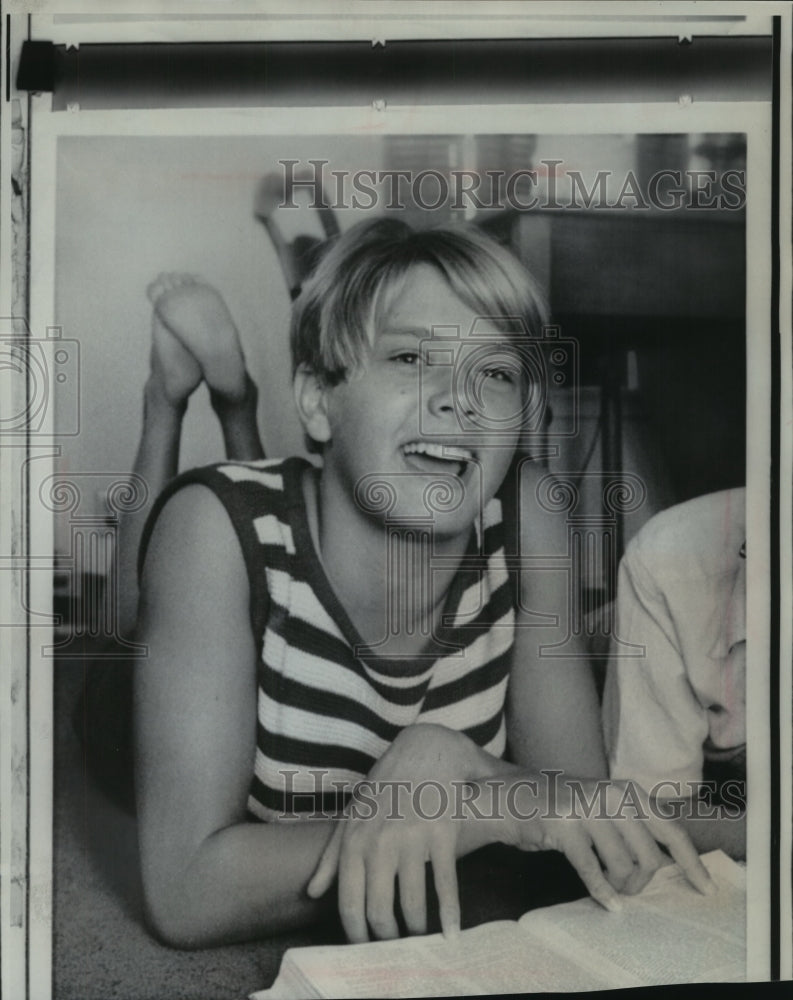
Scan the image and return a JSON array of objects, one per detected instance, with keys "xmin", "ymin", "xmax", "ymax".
[{"xmin": 53, "ymin": 660, "xmax": 315, "ymax": 1000}]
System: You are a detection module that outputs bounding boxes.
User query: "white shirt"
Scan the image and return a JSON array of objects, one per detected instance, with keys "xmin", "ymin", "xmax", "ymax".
[{"xmin": 602, "ymin": 488, "xmax": 746, "ymax": 798}]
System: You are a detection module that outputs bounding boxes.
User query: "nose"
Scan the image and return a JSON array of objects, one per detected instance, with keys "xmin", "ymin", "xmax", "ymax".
[
  {"xmin": 424, "ymin": 364, "xmax": 472, "ymax": 419},
  {"xmin": 707, "ymin": 644, "xmax": 746, "ymax": 749}
]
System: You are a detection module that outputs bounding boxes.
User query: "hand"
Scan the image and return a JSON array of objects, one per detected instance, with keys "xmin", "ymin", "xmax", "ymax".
[
  {"xmin": 499, "ymin": 774, "xmax": 717, "ymax": 911},
  {"xmin": 307, "ymin": 725, "xmax": 484, "ymax": 942}
]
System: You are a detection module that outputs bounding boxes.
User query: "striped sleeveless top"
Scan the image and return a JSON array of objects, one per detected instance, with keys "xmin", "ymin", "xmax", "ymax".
[{"xmin": 142, "ymin": 457, "xmax": 517, "ymax": 822}]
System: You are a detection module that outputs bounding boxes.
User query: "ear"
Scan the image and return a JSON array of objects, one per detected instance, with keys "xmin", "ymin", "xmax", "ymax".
[{"xmin": 293, "ymin": 365, "xmax": 332, "ymax": 446}]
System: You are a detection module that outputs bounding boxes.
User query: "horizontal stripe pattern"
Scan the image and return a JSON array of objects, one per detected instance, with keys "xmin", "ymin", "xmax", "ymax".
[{"xmin": 185, "ymin": 458, "xmax": 516, "ymax": 821}]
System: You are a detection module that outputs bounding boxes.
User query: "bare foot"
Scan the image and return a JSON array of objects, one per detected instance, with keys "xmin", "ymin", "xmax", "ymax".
[
  {"xmin": 146, "ymin": 273, "xmax": 249, "ymax": 404},
  {"xmin": 147, "ymin": 281, "xmax": 202, "ymax": 408}
]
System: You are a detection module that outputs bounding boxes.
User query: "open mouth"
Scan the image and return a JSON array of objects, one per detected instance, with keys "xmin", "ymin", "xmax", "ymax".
[{"xmin": 401, "ymin": 441, "xmax": 474, "ymax": 477}]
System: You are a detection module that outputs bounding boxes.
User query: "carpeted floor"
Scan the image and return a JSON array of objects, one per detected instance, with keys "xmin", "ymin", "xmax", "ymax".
[{"xmin": 53, "ymin": 659, "xmax": 316, "ymax": 1000}]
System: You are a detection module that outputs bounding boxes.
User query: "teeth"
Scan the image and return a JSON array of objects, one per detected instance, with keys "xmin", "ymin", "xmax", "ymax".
[{"xmin": 402, "ymin": 442, "xmax": 474, "ymax": 463}]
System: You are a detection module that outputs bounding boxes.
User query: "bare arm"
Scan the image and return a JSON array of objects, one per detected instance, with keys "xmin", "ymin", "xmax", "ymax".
[{"xmin": 135, "ymin": 485, "xmax": 330, "ymax": 948}]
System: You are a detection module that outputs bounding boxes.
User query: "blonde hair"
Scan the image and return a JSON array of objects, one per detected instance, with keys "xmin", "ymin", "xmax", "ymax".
[{"xmin": 290, "ymin": 217, "xmax": 548, "ymax": 388}]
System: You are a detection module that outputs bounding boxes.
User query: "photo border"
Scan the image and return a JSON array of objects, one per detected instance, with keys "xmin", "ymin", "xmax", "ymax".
[{"xmin": 1, "ymin": 5, "xmax": 790, "ymax": 998}]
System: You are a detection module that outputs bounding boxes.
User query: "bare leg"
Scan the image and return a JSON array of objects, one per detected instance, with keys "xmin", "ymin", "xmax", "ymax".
[
  {"xmin": 210, "ymin": 376, "xmax": 265, "ymax": 462},
  {"xmin": 115, "ymin": 294, "xmax": 200, "ymax": 639},
  {"xmin": 147, "ymin": 273, "xmax": 265, "ymax": 461},
  {"xmin": 117, "ymin": 275, "xmax": 265, "ymax": 638},
  {"xmin": 254, "ymin": 172, "xmax": 339, "ymax": 299}
]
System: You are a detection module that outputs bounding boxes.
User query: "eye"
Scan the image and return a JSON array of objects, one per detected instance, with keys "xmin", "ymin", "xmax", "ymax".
[
  {"xmin": 392, "ymin": 351, "xmax": 420, "ymax": 365},
  {"xmin": 482, "ymin": 365, "xmax": 519, "ymax": 383}
]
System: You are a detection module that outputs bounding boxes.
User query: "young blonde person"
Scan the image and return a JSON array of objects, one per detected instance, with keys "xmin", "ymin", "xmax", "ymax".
[{"xmin": 132, "ymin": 219, "xmax": 712, "ymax": 949}]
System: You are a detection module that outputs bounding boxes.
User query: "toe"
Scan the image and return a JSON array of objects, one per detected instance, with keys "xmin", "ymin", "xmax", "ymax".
[{"xmin": 146, "ymin": 277, "xmax": 168, "ymax": 304}]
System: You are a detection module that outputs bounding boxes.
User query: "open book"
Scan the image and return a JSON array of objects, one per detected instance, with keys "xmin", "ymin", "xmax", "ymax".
[{"xmin": 251, "ymin": 851, "xmax": 744, "ymax": 998}]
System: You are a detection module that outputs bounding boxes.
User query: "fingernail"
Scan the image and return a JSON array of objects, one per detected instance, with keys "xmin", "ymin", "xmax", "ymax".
[
  {"xmin": 443, "ymin": 922, "xmax": 461, "ymax": 941},
  {"xmin": 603, "ymin": 894, "xmax": 623, "ymax": 913},
  {"xmin": 701, "ymin": 876, "xmax": 718, "ymax": 896}
]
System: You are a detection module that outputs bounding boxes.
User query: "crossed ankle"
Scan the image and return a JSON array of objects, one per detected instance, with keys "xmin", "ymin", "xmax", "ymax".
[{"xmin": 209, "ymin": 371, "xmax": 259, "ymax": 414}]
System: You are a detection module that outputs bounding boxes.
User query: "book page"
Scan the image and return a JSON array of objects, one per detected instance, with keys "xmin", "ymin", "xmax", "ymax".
[
  {"xmin": 254, "ymin": 852, "xmax": 746, "ymax": 998},
  {"xmin": 252, "ymin": 918, "xmax": 617, "ymax": 999},
  {"xmin": 517, "ymin": 851, "xmax": 745, "ymax": 987}
]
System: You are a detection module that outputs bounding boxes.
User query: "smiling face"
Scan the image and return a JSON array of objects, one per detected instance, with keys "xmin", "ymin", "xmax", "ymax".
[{"xmin": 314, "ymin": 264, "xmax": 526, "ymax": 538}]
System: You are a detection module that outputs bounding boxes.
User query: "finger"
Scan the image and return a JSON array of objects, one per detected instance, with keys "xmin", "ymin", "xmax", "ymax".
[
  {"xmin": 398, "ymin": 854, "xmax": 428, "ymax": 936},
  {"xmin": 306, "ymin": 823, "xmax": 344, "ymax": 899},
  {"xmin": 615, "ymin": 820, "xmax": 669, "ymax": 896},
  {"xmin": 562, "ymin": 830, "xmax": 623, "ymax": 913},
  {"xmin": 588, "ymin": 822, "xmax": 640, "ymax": 894},
  {"xmin": 650, "ymin": 818, "xmax": 717, "ymax": 896},
  {"xmin": 429, "ymin": 840, "xmax": 460, "ymax": 938},
  {"xmin": 365, "ymin": 846, "xmax": 400, "ymax": 941},
  {"xmin": 606, "ymin": 782, "xmax": 715, "ymax": 896},
  {"xmin": 337, "ymin": 843, "xmax": 369, "ymax": 943}
]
